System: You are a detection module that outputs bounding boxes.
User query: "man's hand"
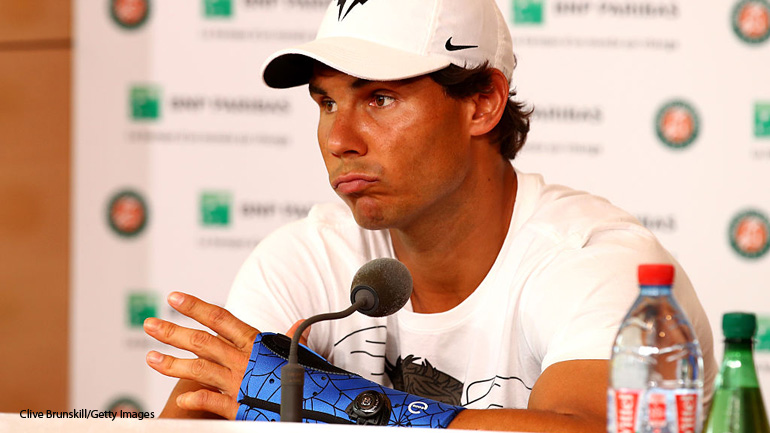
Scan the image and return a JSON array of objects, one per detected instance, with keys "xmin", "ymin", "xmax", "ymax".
[{"xmin": 143, "ymin": 292, "xmax": 260, "ymax": 419}]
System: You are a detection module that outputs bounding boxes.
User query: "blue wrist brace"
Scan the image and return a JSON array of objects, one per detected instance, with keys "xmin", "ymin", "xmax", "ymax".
[{"xmin": 236, "ymin": 333, "xmax": 464, "ymax": 428}]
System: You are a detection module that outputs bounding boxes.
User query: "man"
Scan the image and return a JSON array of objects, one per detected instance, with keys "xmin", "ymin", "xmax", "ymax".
[{"xmin": 144, "ymin": 0, "xmax": 717, "ymax": 431}]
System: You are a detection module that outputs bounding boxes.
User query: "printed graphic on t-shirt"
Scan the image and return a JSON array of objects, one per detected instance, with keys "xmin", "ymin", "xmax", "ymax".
[
  {"xmin": 386, "ymin": 355, "xmax": 464, "ymax": 405},
  {"xmin": 334, "ymin": 326, "xmax": 534, "ymax": 409},
  {"xmin": 463, "ymin": 374, "xmax": 534, "ymax": 409}
]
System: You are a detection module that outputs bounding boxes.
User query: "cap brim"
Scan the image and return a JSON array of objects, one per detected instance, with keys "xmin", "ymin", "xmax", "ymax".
[{"xmin": 261, "ymin": 37, "xmax": 452, "ymax": 89}]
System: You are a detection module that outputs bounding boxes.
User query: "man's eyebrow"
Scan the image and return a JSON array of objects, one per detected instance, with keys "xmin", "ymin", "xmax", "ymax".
[
  {"xmin": 308, "ymin": 77, "xmax": 377, "ymax": 96},
  {"xmin": 308, "ymin": 83, "xmax": 326, "ymax": 96},
  {"xmin": 351, "ymin": 78, "xmax": 373, "ymax": 89}
]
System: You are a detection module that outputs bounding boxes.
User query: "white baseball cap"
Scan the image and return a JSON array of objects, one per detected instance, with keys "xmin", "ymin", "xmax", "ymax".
[{"xmin": 261, "ymin": 0, "xmax": 514, "ymax": 89}]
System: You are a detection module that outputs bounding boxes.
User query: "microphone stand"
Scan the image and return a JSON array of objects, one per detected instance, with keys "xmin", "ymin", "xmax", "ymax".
[{"xmin": 280, "ymin": 298, "xmax": 367, "ymax": 422}]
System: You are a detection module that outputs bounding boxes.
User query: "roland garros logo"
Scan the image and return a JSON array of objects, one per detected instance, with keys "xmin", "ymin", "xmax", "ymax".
[
  {"xmin": 655, "ymin": 100, "xmax": 699, "ymax": 149},
  {"xmin": 110, "ymin": 0, "xmax": 150, "ymax": 29},
  {"xmin": 729, "ymin": 209, "xmax": 770, "ymax": 259},
  {"xmin": 107, "ymin": 190, "xmax": 148, "ymax": 237},
  {"xmin": 732, "ymin": 0, "xmax": 770, "ymax": 44}
]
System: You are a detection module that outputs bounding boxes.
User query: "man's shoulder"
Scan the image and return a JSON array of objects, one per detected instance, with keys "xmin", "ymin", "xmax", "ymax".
[
  {"xmin": 258, "ymin": 201, "xmax": 391, "ymax": 258},
  {"xmin": 266, "ymin": 202, "xmax": 357, "ymax": 238},
  {"xmin": 306, "ymin": 201, "xmax": 358, "ymax": 226},
  {"xmin": 517, "ymin": 172, "xmax": 649, "ymax": 245},
  {"xmin": 290, "ymin": 202, "xmax": 376, "ymax": 243}
]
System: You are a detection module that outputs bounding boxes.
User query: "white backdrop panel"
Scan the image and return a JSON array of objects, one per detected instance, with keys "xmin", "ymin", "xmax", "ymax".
[{"xmin": 74, "ymin": 0, "xmax": 770, "ymax": 416}]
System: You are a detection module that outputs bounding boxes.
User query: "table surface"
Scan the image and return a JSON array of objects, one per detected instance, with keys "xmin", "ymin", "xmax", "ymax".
[{"xmin": 0, "ymin": 413, "xmax": 503, "ymax": 433}]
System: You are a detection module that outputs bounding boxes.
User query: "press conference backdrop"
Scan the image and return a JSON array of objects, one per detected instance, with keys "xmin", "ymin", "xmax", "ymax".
[{"xmin": 73, "ymin": 0, "xmax": 770, "ymax": 415}]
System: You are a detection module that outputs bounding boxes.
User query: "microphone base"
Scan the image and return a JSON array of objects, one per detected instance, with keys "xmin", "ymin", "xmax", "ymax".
[{"xmin": 279, "ymin": 363, "xmax": 305, "ymax": 422}]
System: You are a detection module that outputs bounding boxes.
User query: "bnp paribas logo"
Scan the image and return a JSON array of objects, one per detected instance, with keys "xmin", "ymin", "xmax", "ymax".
[
  {"xmin": 513, "ymin": 0, "xmax": 544, "ymax": 24},
  {"xmin": 655, "ymin": 100, "xmax": 700, "ymax": 149},
  {"xmin": 127, "ymin": 291, "xmax": 158, "ymax": 328},
  {"xmin": 729, "ymin": 209, "xmax": 770, "ymax": 259},
  {"xmin": 200, "ymin": 191, "xmax": 232, "ymax": 227},
  {"xmin": 110, "ymin": 0, "xmax": 150, "ymax": 29},
  {"xmin": 130, "ymin": 85, "xmax": 161, "ymax": 120},
  {"xmin": 756, "ymin": 102, "xmax": 770, "ymax": 137},
  {"xmin": 204, "ymin": 0, "xmax": 233, "ymax": 18},
  {"xmin": 107, "ymin": 190, "xmax": 149, "ymax": 237},
  {"xmin": 732, "ymin": 0, "xmax": 770, "ymax": 44}
]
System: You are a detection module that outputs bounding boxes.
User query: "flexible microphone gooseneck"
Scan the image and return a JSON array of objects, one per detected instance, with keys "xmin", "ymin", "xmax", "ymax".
[{"xmin": 279, "ymin": 258, "xmax": 413, "ymax": 423}]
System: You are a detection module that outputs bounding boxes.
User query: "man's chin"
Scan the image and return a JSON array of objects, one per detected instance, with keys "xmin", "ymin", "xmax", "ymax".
[
  {"xmin": 348, "ymin": 206, "xmax": 392, "ymax": 231},
  {"xmin": 342, "ymin": 198, "xmax": 391, "ymax": 230},
  {"xmin": 351, "ymin": 212, "xmax": 390, "ymax": 231}
]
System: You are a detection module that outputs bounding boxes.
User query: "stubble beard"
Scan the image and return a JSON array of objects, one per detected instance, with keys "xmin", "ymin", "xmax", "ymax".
[{"xmin": 346, "ymin": 196, "xmax": 391, "ymax": 231}]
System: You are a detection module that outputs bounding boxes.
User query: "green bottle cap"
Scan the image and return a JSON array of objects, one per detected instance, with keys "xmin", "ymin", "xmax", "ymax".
[{"xmin": 722, "ymin": 312, "xmax": 757, "ymax": 339}]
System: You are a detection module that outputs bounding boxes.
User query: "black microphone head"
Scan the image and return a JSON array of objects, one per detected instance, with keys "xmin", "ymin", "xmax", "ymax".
[{"xmin": 350, "ymin": 258, "xmax": 412, "ymax": 317}]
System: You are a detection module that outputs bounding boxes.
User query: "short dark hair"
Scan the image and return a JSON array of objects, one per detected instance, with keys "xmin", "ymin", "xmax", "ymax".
[{"xmin": 429, "ymin": 63, "xmax": 531, "ymax": 160}]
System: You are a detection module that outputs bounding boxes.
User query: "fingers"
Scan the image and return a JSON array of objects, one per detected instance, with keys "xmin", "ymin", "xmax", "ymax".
[
  {"xmin": 176, "ymin": 389, "xmax": 239, "ymax": 420},
  {"xmin": 144, "ymin": 317, "xmax": 236, "ymax": 365},
  {"xmin": 166, "ymin": 292, "xmax": 259, "ymax": 350},
  {"xmin": 286, "ymin": 320, "xmax": 311, "ymax": 346},
  {"xmin": 146, "ymin": 350, "xmax": 237, "ymax": 395},
  {"xmin": 144, "ymin": 293, "xmax": 260, "ymax": 419}
]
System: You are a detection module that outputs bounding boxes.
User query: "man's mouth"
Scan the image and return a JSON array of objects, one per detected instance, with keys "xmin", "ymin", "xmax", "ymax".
[{"xmin": 333, "ymin": 173, "xmax": 378, "ymax": 194}]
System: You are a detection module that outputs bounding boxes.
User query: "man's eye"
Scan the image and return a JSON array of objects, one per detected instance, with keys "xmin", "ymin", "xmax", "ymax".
[
  {"xmin": 372, "ymin": 95, "xmax": 395, "ymax": 108},
  {"xmin": 322, "ymin": 100, "xmax": 337, "ymax": 113}
]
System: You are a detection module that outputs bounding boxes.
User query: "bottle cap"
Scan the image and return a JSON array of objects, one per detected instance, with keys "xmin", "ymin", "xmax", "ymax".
[
  {"xmin": 722, "ymin": 312, "xmax": 757, "ymax": 339},
  {"xmin": 638, "ymin": 264, "xmax": 675, "ymax": 286}
]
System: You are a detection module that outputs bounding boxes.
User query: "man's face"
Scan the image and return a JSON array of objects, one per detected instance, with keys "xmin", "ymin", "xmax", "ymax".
[{"xmin": 308, "ymin": 66, "xmax": 477, "ymax": 231}]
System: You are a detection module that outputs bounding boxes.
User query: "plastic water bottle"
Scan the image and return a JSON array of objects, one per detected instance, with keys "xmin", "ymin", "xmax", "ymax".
[
  {"xmin": 704, "ymin": 312, "xmax": 769, "ymax": 433},
  {"xmin": 607, "ymin": 263, "xmax": 704, "ymax": 433}
]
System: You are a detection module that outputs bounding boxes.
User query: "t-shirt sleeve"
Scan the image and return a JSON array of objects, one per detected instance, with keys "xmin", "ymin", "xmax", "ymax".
[{"xmin": 521, "ymin": 227, "xmax": 696, "ymax": 373}]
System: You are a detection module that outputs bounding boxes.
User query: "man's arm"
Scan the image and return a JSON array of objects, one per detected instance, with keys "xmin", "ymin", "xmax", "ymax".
[
  {"xmin": 146, "ymin": 293, "xmax": 608, "ymax": 430},
  {"xmin": 145, "ymin": 294, "xmax": 309, "ymax": 419},
  {"xmin": 449, "ymin": 360, "xmax": 608, "ymax": 432}
]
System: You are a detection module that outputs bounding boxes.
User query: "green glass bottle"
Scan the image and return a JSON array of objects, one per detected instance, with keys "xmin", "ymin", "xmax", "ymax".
[{"xmin": 704, "ymin": 312, "xmax": 770, "ymax": 433}]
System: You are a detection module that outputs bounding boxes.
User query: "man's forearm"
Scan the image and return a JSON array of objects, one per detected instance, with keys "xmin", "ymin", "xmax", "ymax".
[{"xmin": 448, "ymin": 408, "xmax": 604, "ymax": 433}]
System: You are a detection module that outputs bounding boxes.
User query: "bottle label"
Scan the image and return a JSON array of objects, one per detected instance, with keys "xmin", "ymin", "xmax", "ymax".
[
  {"xmin": 609, "ymin": 388, "xmax": 641, "ymax": 433},
  {"xmin": 675, "ymin": 393, "xmax": 698, "ymax": 433},
  {"xmin": 608, "ymin": 388, "xmax": 701, "ymax": 433},
  {"xmin": 648, "ymin": 392, "xmax": 667, "ymax": 430}
]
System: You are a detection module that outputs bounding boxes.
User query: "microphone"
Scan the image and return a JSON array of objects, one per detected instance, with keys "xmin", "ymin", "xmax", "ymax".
[
  {"xmin": 350, "ymin": 257, "xmax": 413, "ymax": 317},
  {"xmin": 280, "ymin": 258, "xmax": 413, "ymax": 423}
]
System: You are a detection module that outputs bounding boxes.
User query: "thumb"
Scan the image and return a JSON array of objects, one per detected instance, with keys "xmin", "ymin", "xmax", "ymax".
[{"xmin": 286, "ymin": 320, "xmax": 311, "ymax": 346}]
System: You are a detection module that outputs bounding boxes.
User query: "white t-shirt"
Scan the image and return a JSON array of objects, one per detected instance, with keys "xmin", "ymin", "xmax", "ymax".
[{"xmin": 226, "ymin": 171, "xmax": 716, "ymax": 410}]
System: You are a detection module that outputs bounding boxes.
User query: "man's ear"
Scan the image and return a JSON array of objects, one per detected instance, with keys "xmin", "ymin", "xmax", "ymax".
[{"xmin": 468, "ymin": 69, "xmax": 509, "ymax": 138}]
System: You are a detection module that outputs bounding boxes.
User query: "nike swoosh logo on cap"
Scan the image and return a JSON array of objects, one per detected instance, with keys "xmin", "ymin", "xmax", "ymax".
[{"xmin": 445, "ymin": 37, "xmax": 478, "ymax": 51}]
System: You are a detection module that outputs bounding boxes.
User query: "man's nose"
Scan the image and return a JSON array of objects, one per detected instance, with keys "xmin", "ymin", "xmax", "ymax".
[{"xmin": 325, "ymin": 110, "xmax": 368, "ymax": 158}]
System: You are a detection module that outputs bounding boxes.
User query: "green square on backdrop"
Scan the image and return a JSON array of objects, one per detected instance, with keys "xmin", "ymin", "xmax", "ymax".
[
  {"xmin": 127, "ymin": 292, "xmax": 158, "ymax": 328},
  {"xmin": 200, "ymin": 191, "xmax": 232, "ymax": 226},
  {"xmin": 130, "ymin": 86, "xmax": 160, "ymax": 120},
  {"xmin": 756, "ymin": 315, "xmax": 770, "ymax": 352},
  {"xmin": 513, "ymin": 0, "xmax": 544, "ymax": 24},
  {"xmin": 755, "ymin": 103, "xmax": 770, "ymax": 137},
  {"xmin": 205, "ymin": 0, "xmax": 232, "ymax": 17}
]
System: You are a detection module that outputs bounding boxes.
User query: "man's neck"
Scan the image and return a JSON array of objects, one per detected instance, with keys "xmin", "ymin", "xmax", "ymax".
[{"xmin": 389, "ymin": 161, "xmax": 517, "ymax": 314}]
